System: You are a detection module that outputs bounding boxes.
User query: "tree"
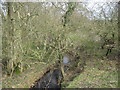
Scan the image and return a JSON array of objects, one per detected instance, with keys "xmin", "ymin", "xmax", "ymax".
[
  {"xmin": 3, "ymin": 2, "xmax": 23, "ymax": 76},
  {"xmin": 62, "ymin": 2, "xmax": 76, "ymax": 27}
]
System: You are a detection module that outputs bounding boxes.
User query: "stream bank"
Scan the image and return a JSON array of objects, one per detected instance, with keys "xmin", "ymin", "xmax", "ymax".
[{"xmin": 30, "ymin": 53, "xmax": 86, "ymax": 89}]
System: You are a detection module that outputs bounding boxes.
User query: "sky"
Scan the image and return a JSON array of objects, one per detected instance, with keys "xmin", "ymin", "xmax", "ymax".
[
  {"xmin": 0, "ymin": 0, "xmax": 118, "ymax": 19},
  {"xmin": 82, "ymin": 1, "xmax": 117, "ymax": 20}
]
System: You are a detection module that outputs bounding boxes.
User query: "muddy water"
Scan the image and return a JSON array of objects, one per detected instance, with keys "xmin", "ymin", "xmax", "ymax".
[
  {"xmin": 30, "ymin": 68, "xmax": 63, "ymax": 89},
  {"xmin": 30, "ymin": 56, "xmax": 70, "ymax": 89},
  {"xmin": 30, "ymin": 55, "xmax": 86, "ymax": 89}
]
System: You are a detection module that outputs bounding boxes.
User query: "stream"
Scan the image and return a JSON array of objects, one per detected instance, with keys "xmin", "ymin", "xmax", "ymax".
[
  {"xmin": 30, "ymin": 56, "xmax": 70, "ymax": 89},
  {"xmin": 30, "ymin": 68, "xmax": 63, "ymax": 89},
  {"xmin": 30, "ymin": 55, "xmax": 85, "ymax": 89}
]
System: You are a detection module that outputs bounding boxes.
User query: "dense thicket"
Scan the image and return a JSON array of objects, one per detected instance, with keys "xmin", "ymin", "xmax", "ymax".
[{"xmin": 1, "ymin": 2, "xmax": 118, "ymax": 76}]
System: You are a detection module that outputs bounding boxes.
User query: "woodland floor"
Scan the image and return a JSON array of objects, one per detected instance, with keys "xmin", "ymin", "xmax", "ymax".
[{"xmin": 2, "ymin": 56, "xmax": 118, "ymax": 88}]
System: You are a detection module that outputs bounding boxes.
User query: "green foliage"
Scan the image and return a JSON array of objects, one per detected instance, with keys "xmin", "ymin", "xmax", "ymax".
[
  {"xmin": 66, "ymin": 59, "xmax": 118, "ymax": 88},
  {"xmin": 2, "ymin": 2, "xmax": 118, "ymax": 88},
  {"xmin": 62, "ymin": 2, "xmax": 76, "ymax": 27}
]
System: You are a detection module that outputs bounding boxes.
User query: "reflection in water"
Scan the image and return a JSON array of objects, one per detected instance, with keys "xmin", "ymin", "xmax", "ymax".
[
  {"xmin": 30, "ymin": 56, "xmax": 74, "ymax": 89},
  {"xmin": 30, "ymin": 69, "xmax": 63, "ymax": 89},
  {"xmin": 63, "ymin": 56, "xmax": 70, "ymax": 64},
  {"xmin": 63, "ymin": 56, "xmax": 70, "ymax": 72}
]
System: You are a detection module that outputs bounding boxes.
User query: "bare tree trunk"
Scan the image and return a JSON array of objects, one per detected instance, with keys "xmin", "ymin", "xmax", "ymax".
[
  {"xmin": 6, "ymin": 2, "xmax": 23, "ymax": 76},
  {"xmin": 62, "ymin": 2, "xmax": 76, "ymax": 27},
  {"xmin": 6, "ymin": 2, "xmax": 15, "ymax": 75},
  {"xmin": 118, "ymin": 1, "xmax": 120, "ymax": 88}
]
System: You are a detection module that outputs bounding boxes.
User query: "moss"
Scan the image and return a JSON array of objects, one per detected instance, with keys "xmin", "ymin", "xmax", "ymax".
[{"xmin": 66, "ymin": 59, "xmax": 117, "ymax": 88}]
